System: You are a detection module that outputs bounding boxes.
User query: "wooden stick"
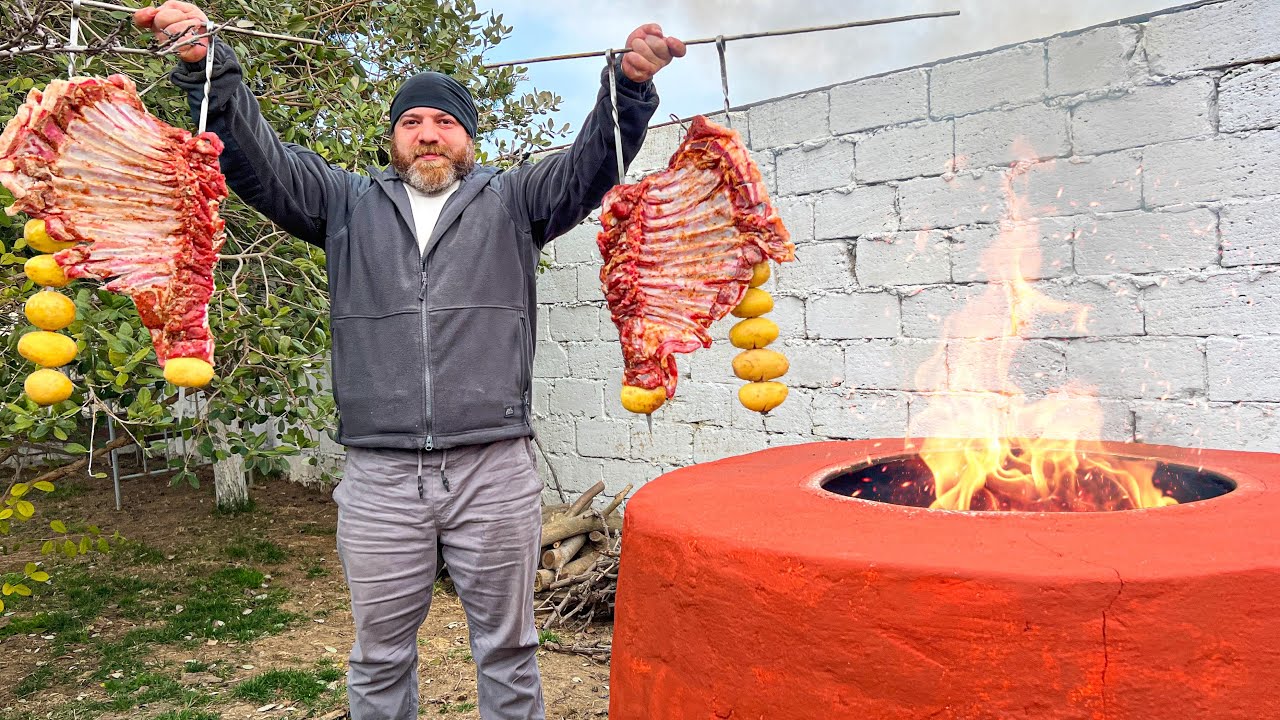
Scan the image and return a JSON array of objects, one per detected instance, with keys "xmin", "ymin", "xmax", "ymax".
[
  {"xmin": 541, "ymin": 513, "xmax": 604, "ymax": 547},
  {"xmin": 600, "ymin": 483, "xmax": 633, "ymax": 518},
  {"xmin": 542, "ymin": 533, "xmax": 587, "ymax": 569},
  {"xmin": 567, "ymin": 480, "xmax": 605, "ymax": 516},
  {"xmin": 558, "ymin": 549, "xmax": 602, "ymax": 578}
]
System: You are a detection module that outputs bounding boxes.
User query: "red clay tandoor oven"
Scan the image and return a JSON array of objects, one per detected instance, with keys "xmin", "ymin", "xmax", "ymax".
[{"xmin": 608, "ymin": 438, "xmax": 1280, "ymax": 719}]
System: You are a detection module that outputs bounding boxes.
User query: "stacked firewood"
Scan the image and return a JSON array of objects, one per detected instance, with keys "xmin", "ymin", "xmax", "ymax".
[{"xmin": 535, "ymin": 481, "xmax": 632, "ymax": 632}]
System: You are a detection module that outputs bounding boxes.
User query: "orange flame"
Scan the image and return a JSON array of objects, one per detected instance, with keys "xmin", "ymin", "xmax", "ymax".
[{"xmin": 912, "ymin": 154, "xmax": 1175, "ymax": 512}]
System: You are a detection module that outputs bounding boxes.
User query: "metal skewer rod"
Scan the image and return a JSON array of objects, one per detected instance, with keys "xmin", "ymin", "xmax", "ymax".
[
  {"xmin": 482, "ymin": 10, "xmax": 959, "ymax": 68},
  {"xmin": 61, "ymin": 0, "xmax": 326, "ymax": 46}
]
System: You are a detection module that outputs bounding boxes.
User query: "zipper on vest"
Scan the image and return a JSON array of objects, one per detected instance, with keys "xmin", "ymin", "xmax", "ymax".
[{"xmin": 420, "ymin": 270, "xmax": 434, "ymax": 452}]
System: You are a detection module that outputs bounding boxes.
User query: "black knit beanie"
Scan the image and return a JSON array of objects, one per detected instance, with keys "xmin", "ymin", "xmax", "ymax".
[{"xmin": 389, "ymin": 71, "xmax": 479, "ymax": 138}]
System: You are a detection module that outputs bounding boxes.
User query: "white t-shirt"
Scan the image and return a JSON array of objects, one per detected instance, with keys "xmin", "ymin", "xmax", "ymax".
[{"xmin": 404, "ymin": 179, "xmax": 460, "ymax": 255}]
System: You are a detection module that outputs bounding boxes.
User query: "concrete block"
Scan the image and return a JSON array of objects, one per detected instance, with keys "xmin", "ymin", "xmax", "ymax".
[
  {"xmin": 844, "ymin": 338, "xmax": 946, "ymax": 391},
  {"xmin": 856, "ymin": 231, "xmax": 952, "ymax": 287},
  {"xmin": 1022, "ymin": 279, "xmax": 1144, "ymax": 338},
  {"xmin": 532, "ymin": 378, "xmax": 553, "ymax": 417},
  {"xmin": 1207, "ymin": 336, "xmax": 1280, "ymax": 402},
  {"xmin": 549, "ymin": 377, "xmax": 604, "ymax": 418},
  {"xmin": 553, "ymin": 220, "xmax": 600, "ymax": 264},
  {"xmin": 806, "ymin": 292, "xmax": 900, "ymax": 339},
  {"xmin": 1008, "ymin": 396, "xmax": 1134, "ymax": 442},
  {"xmin": 538, "ymin": 266, "xmax": 578, "ymax": 304},
  {"xmin": 598, "ymin": 309, "xmax": 620, "ymax": 344},
  {"xmin": 661, "ymin": 380, "xmax": 737, "ymax": 426},
  {"xmin": 628, "ymin": 122, "xmax": 683, "ymax": 175},
  {"xmin": 1223, "ymin": 197, "xmax": 1280, "ymax": 267},
  {"xmin": 898, "ymin": 172, "xmax": 1004, "ymax": 231},
  {"xmin": 813, "ymin": 390, "xmax": 910, "ymax": 439},
  {"xmin": 630, "ymin": 421, "xmax": 694, "ymax": 466},
  {"xmin": 1144, "ymin": 270, "xmax": 1280, "ymax": 336},
  {"xmin": 814, "ymin": 186, "xmax": 899, "ymax": 239},
  {"xmin": 951, "ymin": 218, "xmax": 1075, "ymax": 282},
  {"xmin": 1047, "ymin": 25, "xmax": 1143, "ymax": 97},
  {"xmin": 576, "ymin": 265, "xmax": 604, "ymax": 304},
  {"xmin": 533, "ymin": 341, "xmax": 569, "ymax": 379},
  {"xmin": 775, "ymin": 241, "xmax": 855, "ymax": 294},
  {"xmin": 548, "ymin": 304, "xmax": 599, "ymax": 341},
  {"xmin": 955, "ymin": 104, "xmax": 1070, "ymax": 170},
  {"xmin": 753, "ymin": 149, "xmax": 777, "ymax": 197},
  {"xmin": 575, "ymin": 418, "xmax": 631, "ymax": 459},
  {"xmin": 1145, "ymin": 129, "xmax": 1280, "ymax": 206},
  {"xmin": 566, "ymin": 341, "xmax": 621, "ymax": 381},
  {"xmin": 931, "ymin": 43, "xmax": 1045, "ymax": 117},
  {"xmin": 1022, "ymin": 152, "xmax": 1143, "ymax": 217},
  {"xmin": 776, "ymin": 139, "xmax": 856, "ymax": 195},
  {"xmin": 902, "ymin": 284, "xmax": 1011, "ymax": 339},
  {"xmin": 1220, "ymin": 62, "xmax": 1280, "ymax": 133},
  {"xmin": 830, "ymin": 69, "xmax": 929, "ymax": 135},
  {"xmin": 854, "ymin": 121, "xmax": 954, "ymax": 183},
  {"xmin": 774, "ymin": 195, "xmax": 815, "ymax": 244},
  {"xmin": 908, "ymin": 391, "xmax": 1008, "ymax": 437},
  {"xmin": 693, "ymin": 424, "xmax": 769, "ymax": 463},
  {"xmin": 776, "ymin": 341, "xmax": 845, "ymax": 388},
  {"xmin": 533, "ymin": 413, "xmax": 575, "ymax": 455},
  {"xmin": 761, "ymin": 387, "xmax": 814, "ymax": 435},
  {"xmin": 1144, "ymin": 0, "xmax": 1280, "ymax": 76},
  {"xmin": 767, "ymin": 433, "xmax": 819, "ymax": 448},
  {"xmin": 543, "ymin": 454, "xmax": 604, "ymax": 495},
  {"xmin": 1074, "ymin": 209, "xmax": 1218, "ymax": 275},
  {"xmin": 1135, "ymin": 400, "xmax": 1280, "ymax": 453},
  {"xmin": 947, "ymin": 339, "xmax": 1068, "ymax": 395},
  {"xmin": 535, "ymin": 307, "xmax": 552, "ymax": 342},
  {"xmin": 1072, "ymin": 78, "xmax": 1215, "ymax": 155},
  {"xmin": 686, "ymin": 339, "xmax": 742, "ymax": 385},
  {"xmin": 598, "ymin": 458, "xmax": 666, "ymax": 497},
  {"xmin": 1066, "ymin": 337, "xmax": 1206, "ymax": 399},
  {"xmin": 749, "ymin": 92, "xmax": 829, "ymax": 150},
  {"xmin": 771, "ymin": 295, "xmax": 808, "ymax": 341}
]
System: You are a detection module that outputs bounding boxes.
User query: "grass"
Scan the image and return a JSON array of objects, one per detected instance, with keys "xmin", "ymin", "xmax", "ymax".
[
  {"xmin": 440, "ymin": 702, "xmax": 478, "ymax": 714},
  {"xmin": 225, "ymin": 537, "xmax": 288, "ymax": 564},
  {"xmin": 231, "ymin": 661, "xmax": 345, "ymax": 704}
]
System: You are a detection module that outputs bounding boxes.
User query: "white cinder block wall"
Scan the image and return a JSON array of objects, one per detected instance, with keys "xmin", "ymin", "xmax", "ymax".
[{"xmin": 532, "ymin": 0, "xmax": 1280, "ymax": 499}]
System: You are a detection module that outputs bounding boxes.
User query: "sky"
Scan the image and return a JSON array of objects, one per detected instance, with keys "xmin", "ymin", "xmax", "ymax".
[{"xmin": 477, "ymin": 0, "xmax": 1180, "ymax": 145}]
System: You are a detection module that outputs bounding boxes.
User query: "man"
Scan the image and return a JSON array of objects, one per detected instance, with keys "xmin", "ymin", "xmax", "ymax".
[{"xmin": 132, "ymin": 3, "xmax": 684, "ymax": 718}]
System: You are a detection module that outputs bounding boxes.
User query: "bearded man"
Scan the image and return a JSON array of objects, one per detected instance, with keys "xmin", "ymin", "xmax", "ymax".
[{"xmin": 133, "ymin": 3, "xmax": 684, "ymax": 719}]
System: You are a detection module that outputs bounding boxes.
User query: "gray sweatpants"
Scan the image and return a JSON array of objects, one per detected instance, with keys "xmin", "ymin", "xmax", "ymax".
[{"xmin": 332, "ymin": 437, "xmax": 546, "ymax": 720}]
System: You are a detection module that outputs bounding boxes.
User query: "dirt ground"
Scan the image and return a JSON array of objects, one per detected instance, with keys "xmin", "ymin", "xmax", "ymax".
[{"xmin": 0, "ymin": 461, "xmax": 614, "ymax": 719}]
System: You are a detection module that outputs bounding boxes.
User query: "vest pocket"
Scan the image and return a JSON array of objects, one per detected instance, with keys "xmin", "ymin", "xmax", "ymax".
[
  {"xmin": 429, "ymin": 305, "xmax": 530, "ymax": 436},
  {"xmin": 330, "ymin": 311, "xmax": 424, "ymax": 439}
]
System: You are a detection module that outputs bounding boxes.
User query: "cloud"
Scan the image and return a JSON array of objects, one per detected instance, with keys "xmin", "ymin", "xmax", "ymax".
[{"xmin": 483, "ymin": 0, "xmax": 1173, "ymax": 141}]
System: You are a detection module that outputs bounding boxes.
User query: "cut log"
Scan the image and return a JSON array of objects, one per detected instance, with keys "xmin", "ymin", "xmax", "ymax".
[
  {"xmin": 534, "ymin": 568, "xmax": 556, "ymax": 593},
  {"xmin": 559, "ymin": 549, "xmax": 602, "ymax": 578},
  {"xmin": 542, "ymin": 513, "xmax": 604, "ymax": 547},
  {"xmin": 543, "ymin": 533, "xmax": 588, "ymax": 570},
  {"xmin": 588, "ymin": 530, "xmax": 606, "ymax": 544},
  {"xmin": 541, "ymin": 502, "xmax": 570, "ymax": 522}
]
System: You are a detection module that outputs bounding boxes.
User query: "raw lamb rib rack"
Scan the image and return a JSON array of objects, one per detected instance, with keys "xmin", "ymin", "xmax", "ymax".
[
  {"xmin": 0, "ymin": 74, "xmax": 227, "ymax": 368},
  {"xmin": 598, "ymin": 115, "xmax": 794, "ymax": 408}
]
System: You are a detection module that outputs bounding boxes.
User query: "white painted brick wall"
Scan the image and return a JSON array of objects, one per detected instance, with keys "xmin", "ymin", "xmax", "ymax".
[
  {"xmin": 503, "ymin": 0, "xmax": 1280, "ymax": 501},
  {"xmin": 1222, "ymin": 197, "xmax": 1280, "ymax": 267},
  {"xmin": 1071, "ymin": 78, "xmax": 1215, "ymax": 154},
  {"xmin": 1219, "ymin": 63, "xmax": 1280, "ymax": 133},
  {"xmin": 956, "ymin": 104, "xmax": 1070, "ymax": 170},
  {"xmin": 1047, "ymin": 25, "xmax": 1142, "ymax": 97},
  {"xmin": 930, "ymin": 43, "xmax": 1046, "ymax": 118},
  {"xmin": 855, "ymin": 121, "xmax": 954, "ymax": 183},
  {"xmin": 1143, "ymin": 0, "xmax": 1280, "ymax": 76},
  {"xmin": 830, "ymin": 69, "xmax": 929, "ymax": 135}
]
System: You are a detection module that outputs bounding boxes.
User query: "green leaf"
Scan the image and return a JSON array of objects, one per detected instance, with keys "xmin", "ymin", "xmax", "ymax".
[
  {"xmin": 80, "ymin": 536, "xmax": 91, "ymax": 554},
  {"xmin": 96, "ymin": 538, "xmax": 110, "ymax": 553},
  {"xmin": 30, "ymin": 571, "xmax": 49, "ymax": 583},
  {"xmin": 15, "ymin": 501, "xmax": 34, "ymax": 519},
  {"xmin": 50, "ymin": 520, "xmax": 67, "ymax": 533},
  {"xmin": 0, "ymin": 509, "xmax": 11, "ymax": 521},
  {"xmin": 33, "ymin": 481, "xmax": 55, "ymax": 492},
  {"xmin": 62, "ymin": 540, "xmax": 77, "ymax": 558},
  {"xmin": 10, "ymin": 483, "xmax": 28, "ymax": 498},
  {"xmin": 13, "ymin": 584, "xmax": 31, "ymax": 597},
  {"xmin": 41, "ymin": 540, "xmax": 54, "ymax": 555},
  {"xmin": 24, "ymin": 562, "xmax": 36, "ymax": 575}
]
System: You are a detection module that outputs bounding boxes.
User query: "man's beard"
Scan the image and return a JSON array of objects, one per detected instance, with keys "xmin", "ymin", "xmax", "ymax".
[{"xmin": 391, "ymin": 140, "xmax": 476, "ymax": 193}]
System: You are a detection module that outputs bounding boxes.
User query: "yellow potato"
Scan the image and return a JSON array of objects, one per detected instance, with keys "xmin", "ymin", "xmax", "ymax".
[
  {"xmin": 738, "ymin": 381, "xmax": 789, "ymax": 413},
  {"xmin": 749, "ymin": 262, "xmax": 770, "ymax": 288},
  {"xmin": 18, "ymin": 331, "xmax": 78, "ymax": 368},
  {"xmin": 164, "ymin": 357, "xmax": 216, "ymax": 388},
  {"xmin": 731, "ymin": 288, "xmax": 773, "ymax": 318},
  {"xmin": 620, "ymin": 384, "xmax": 666, "ymax": 414},
  {"xmin": 24, "ymin": 218, "xmax": 76, "ymax": 253},
  {"xmin": 24, "ymin": 255, "xmax": 70, "ymax": 288},
  {"xmin": 732, "ymin": 349, "xmax": 789, "ymax": 382},
  {"xmin": 729, "ymin": 317, "xmax": 779, "ymax": 349},
  {"xmin": 25, "ymin": 368, "xmax": 73, "ymax": 406}
]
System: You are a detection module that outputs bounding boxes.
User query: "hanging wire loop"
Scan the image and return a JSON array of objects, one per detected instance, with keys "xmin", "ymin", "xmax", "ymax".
[
  {"xmin": 67, "ymin": 0, "xmax": 82, "ymax": 77},
  {"xmin": 715, "ymin": 35, "xmax": 731, "ymax": 128},
  {"xmin": 197, "ymin": 19, "xmax": 215, "ymax": 135},
  {"xmin": 605, "ymin": 49, "xmax": 627, "ymax": 184}
]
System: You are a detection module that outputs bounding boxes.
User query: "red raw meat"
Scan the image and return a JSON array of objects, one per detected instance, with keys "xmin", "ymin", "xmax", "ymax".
[
  {"xmin": 597, "ymin": 115, "xmax": 794, "ymax": 399},
  {"xmin": 0, "ymin": 74, "xmax": 227, "ymax": 366}
]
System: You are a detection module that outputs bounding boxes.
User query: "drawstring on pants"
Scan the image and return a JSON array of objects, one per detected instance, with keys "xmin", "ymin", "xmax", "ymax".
[
  {"xmin": 440, "ymin": 449, "xmax": 450, "ymax": 492},
  {"xmin": 416, "ymin": 450, "xmax": 424, "ymax": 499}
]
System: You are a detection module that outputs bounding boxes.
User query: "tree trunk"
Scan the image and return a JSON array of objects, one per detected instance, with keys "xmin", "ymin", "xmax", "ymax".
[{"xmin": 211, "ymin": 419, "xmax": 249, "ymax": 510}]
